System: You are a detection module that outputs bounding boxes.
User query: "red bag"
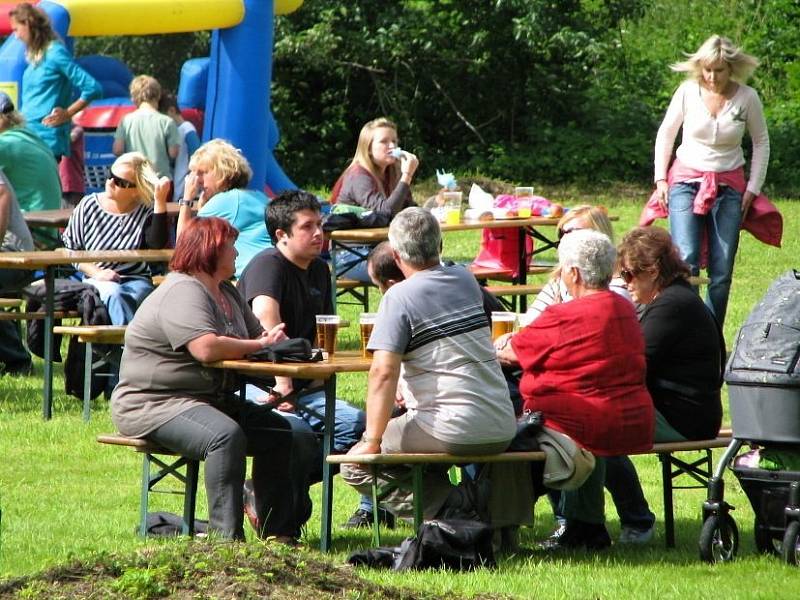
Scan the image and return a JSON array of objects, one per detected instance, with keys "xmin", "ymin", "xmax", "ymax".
[{"xmin": 471, "ymin": 227, "xmax": 533, "ymax": 278}]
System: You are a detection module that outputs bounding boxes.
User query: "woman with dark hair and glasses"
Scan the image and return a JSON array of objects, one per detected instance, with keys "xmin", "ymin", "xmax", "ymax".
[
  {"xmin": 618, "ymin": 226, "xmax": 723, "ymax": 442},
  {"xmin": 111, "ymin": 217, "xmax": 314, "ymax": 542},
  {"xmin": 62, "ymin": 151, "xmax": 170, "ymax": 325}
]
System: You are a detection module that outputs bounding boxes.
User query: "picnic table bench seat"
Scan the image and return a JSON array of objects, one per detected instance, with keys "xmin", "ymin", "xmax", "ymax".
[{"xmin": 327, "ymin": 433, "xmax": 734, "ymax": 547}]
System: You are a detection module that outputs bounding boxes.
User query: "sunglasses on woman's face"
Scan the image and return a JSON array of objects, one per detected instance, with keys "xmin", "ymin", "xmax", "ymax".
[
  {"xmin": 620, "ymin": 268, "xmax": 641, "ymax": 284},
  {"xmin": 109, "ymin": 172, "xmax": 136, "ymax": 189}
]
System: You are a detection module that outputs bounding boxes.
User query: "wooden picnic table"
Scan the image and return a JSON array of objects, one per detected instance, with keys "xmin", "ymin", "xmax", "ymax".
[
  {"xmin": 0, "ymin": 248, "xmax": 173, "ymax": 419},
  {"xmin": 205, "ymin": 351, "xmax": 372, "ymax": 552}
]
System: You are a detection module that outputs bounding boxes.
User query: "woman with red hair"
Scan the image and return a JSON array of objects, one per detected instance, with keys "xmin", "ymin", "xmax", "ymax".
[{"xmin": 111, "ymin": 217, "xmax": 314, "ymax": 543}]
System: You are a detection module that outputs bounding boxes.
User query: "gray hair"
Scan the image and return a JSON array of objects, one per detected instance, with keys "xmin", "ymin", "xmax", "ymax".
[
  {"xmin": 388, "ymin": 207, "xmax": 441, "ymax": 267},
  {"xmin": 558, "ymin": 229, "xmax": 615, "ymax": 289}
]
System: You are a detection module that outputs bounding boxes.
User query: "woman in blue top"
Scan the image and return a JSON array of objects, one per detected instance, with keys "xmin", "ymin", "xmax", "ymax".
[
  {"xmin": 176, "ymin": 139, "xmax": 272, "ymax": 278},
  {"xmin": 9, "ymin": 3, "xmax": 102, "ymax": 160}
]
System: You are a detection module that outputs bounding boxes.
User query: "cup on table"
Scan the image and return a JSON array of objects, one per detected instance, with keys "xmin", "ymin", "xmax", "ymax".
[
  {"xmin": 442, "ymin": 191, "xmax": 463, "ymax": 225},
  {"xmin": 359, "ymin": 313, "xmax": 377, "ymax": 358},
  {"xmin": 315, "ymin": 314, "xmax": 341, "ymax": 359},
  {"xmin": 491, "ymin": 311, "xmax": 517, "ymax": 341},
  {"xmin": 514, "ymin": 186, "xmax": 535, "ymax": 218}
]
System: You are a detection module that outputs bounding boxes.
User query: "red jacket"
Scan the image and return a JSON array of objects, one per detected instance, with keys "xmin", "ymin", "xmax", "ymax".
[{"xmin": 511, "ymin": 291, "xmax": 654, "ymax": 456}]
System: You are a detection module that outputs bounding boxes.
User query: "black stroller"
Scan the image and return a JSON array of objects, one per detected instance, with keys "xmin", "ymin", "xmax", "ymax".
[{"xmin": 700, "ymin": 270, "xmax": 800, "ymax": 564}]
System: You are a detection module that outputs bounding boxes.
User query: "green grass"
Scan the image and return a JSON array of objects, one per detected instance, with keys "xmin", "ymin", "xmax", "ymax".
[{"xmin": 2, "ymin": 193, "xmax": 800, "ymax": 597}]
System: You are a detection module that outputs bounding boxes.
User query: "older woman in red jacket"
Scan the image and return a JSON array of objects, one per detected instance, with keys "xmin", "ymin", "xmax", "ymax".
[{"xmin": 498, "ymin": 229, "xmax": 654, "ymax": 550}]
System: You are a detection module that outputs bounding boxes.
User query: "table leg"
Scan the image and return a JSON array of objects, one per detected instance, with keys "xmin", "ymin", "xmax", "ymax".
[
  {"xmin": 42, "ymin": 266, "xmax": 55, "ymax": 420},
  {"xmin": 517, "ymin": 226, "xmax": 528, "ymax": 312},
  {"xmin": 319, "ymin": 375, "xmax": 336, "ymax": 552}
]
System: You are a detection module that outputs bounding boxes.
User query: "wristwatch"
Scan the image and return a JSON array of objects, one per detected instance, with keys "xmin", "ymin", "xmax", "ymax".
[{"xmin": 178, "ymin": 198, "xmax": 196, "ymax": 207}]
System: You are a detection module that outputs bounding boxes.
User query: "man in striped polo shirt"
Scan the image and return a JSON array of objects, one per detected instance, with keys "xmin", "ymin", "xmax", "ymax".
[{"xmin": 342, "ymin": 207, "xmax": 517, "ymax": 520}]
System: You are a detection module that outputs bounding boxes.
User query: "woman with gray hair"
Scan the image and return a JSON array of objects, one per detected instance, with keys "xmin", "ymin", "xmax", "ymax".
[{"xmin": 497, "ymin": 229, "xmax": 654, "ymax": 550}]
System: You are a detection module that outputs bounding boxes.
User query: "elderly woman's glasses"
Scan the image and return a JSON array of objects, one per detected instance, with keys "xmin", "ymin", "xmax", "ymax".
[
  {"xmin": 620, "ymin": 268, "xmax": 641, "ymax": 284},
  {"xmin": 109, "ymin": 173, "xmax": 136, "ymax": 189}
]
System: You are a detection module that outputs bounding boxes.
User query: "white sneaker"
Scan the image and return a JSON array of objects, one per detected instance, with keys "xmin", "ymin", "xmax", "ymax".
[{"xmin": 619, "ymin": 524, "xmax": 655, "ymax": 544}]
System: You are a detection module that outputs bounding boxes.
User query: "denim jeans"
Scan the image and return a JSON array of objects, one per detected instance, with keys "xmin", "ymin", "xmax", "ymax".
[
  {"xmin": 0, "ymin": 267, "xmax": 34, "ymax": 368},
  {"xmin": 85, "ymin": 276, "xmax": 155, "ymax": 326},
  {"xmin": 333, "ymin": 245, "xmax": 374, "ymax": 284},
  {"xmin": 668, "ymin": 182, "xmax": 743, "ymax": 326},
  {"xmin": 148, "ymin": 401, "xmax": 314, "ymax": 539}
]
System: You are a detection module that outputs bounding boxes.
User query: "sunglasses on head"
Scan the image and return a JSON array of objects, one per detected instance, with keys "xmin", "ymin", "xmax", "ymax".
[
  {"xmin": 557, "ymin": 225, "xmax": 585, "ymax": 240},
  {"xmin": 109, "ymin": 172, "xmax": 136, "ymax": 189}
]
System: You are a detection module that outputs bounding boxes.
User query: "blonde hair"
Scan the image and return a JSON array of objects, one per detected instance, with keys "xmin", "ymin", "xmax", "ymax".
[
  {"xmin": 188, "ymin": 139, "xmax": 252, "ymax": 191},
  {"xmin": 9, "ymin": 3, "xmax": 56, "ymax": 64},
  {"xmin": 129, "ymin": 75, "xmax": 162, "ymax": 106},
  {"xmin": 671, "ymin": 35, "xmax": 759, "ymax": 83},
  {"xmin": 550, "ymin": 204, "xmax": 614, "ymax": 285},
  {"xmin": 350, "ymin": 117, "xmax": 401, "ymax": 194},
  {"xmin": 114, "ymin": 152, "xmax": 160, "ymax": 206}
]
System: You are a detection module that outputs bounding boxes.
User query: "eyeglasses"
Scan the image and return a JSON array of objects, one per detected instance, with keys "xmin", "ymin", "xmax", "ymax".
[
  {"xmin": 557, "ymin": 226, "xmax": 585, "ymax": 240},
  {"xmin": 620, "ymin": 268, "xmax": 641, "ymax": 284},
  {"xmin": 109, "ymin": 172, "xmax": 136, "ymax": 189}
]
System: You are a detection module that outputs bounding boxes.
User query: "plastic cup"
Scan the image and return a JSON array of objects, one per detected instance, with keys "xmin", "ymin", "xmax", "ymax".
[
  {"xmin": 491, "ymin": 311, "xmax": 517, "ymax": 341},
  {"xmin": 359, "ymin": 313, "xmax": 377, "ymax": 358},
  {"xmin": 442, "ymin": 191, "xmax": 463, "ymax": 225},
  {"xmin": 315, "ymin": 314, "xmax": 341, "ymax": 358},
  {"xmin": 515, "ymin": 186, "xmax": 534, "ymax": 218}
]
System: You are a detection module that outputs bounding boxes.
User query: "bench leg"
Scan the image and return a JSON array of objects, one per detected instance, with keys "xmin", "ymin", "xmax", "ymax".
[
  {"xmin": 139, "ymin": 454, "xmax": 152, "ymax": 537},
  {"xmin": 82, "ymin": 341, "xmax": 92, "ymax": 422},
  {"xmin": 182, "ymin": 460, "xmax": 199, "ymax": 536},
  {"xmin": 320, "ymin": 376, "xmax": 337, "ymax": 552},
  {"xmin": 412, "ymin": 466, "xmax": 424, "ymax": 531},
  {"xmin": 370, "ymin": 465, "xmax": 381, "ymax": 547},
  {"xmin": 659, "ymin": 453, "xmax": 675, "ymax": 548}
]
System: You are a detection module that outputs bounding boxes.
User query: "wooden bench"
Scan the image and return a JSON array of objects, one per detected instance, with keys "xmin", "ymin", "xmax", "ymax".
[
  {"xmin": 53, "ymin": 325, "xmax": 126, "ymax": 421},
  {"xmin": 328, "ymin": 433, "xmax": 734, "ymax": 547},
  {"xmin": 336, "ymin": 278, "xmax": 372, "ymax": 311},
  {"xmin": 0, "ymin": 298, "xmax": 23, "ymax": 309},
  {"xmin": 97, "ymin": 435, "xmax": 201, "ymax": 537},
  {"xmin": 484, "ymin": 284, "xmax": 544, "ymax": 311},
  {"xmin": 0, "ymin": 310, "xmax": 79, "ymax": 321}
]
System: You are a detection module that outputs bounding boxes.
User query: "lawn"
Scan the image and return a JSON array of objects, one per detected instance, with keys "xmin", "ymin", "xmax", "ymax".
[{"xmin": 1, "ymin": 191, "xmax": 799, "ymax": 598}]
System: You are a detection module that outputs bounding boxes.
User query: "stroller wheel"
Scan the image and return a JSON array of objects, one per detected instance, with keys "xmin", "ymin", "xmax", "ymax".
[
  {"xmin": 754, "ymin": 518, "xmax": 781, "ymax": 556},
  {"xmin": 782, "ymin": 521, "xmax": 800, "ymax": 565},
  {"xmin": 699, "ymin": 514, "xmax": 739, "ymax": 563}
]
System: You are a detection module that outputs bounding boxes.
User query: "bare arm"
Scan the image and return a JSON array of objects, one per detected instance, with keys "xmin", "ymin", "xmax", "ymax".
[
  {"xmin": 251, "ymin": 294, "xmax": 294, "ymax": 399},
  {"xmin": 185, "ymin": 323, "xmax": 286, "ymax": 363},
  {"xmin": 347, "ymin": 350, "xmax": 401, "ymax": 455},
  {"xmin": 168, "ymin": 144, "xmax": 180, "ymax": 159},
  {"xmin": 112, "ymin": 137, "xmax": 124, "ymax": 156},
  {"xmin": 175, "ymin": 172, "xmax": 202, "ymax": 242}
]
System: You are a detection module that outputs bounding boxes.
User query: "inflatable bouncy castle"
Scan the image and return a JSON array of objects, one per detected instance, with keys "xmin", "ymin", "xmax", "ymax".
[{"xmin": 0, "ymin": 0, "xmax": 301, "ymax": 194}]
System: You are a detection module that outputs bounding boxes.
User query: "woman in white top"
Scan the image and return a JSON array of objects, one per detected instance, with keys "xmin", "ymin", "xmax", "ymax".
[{"xmin": 654, "ymin": 35, "xmax": 769, "ymax": 327}]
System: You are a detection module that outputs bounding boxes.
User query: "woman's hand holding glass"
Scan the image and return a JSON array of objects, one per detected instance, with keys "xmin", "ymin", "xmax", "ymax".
[{"xmin": 400, "ymin": 151, "xmax": 419, "ymax": 181}]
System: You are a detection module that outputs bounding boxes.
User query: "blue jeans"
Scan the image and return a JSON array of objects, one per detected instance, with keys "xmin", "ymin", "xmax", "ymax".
[
  {"xmin": 668, "ymin": 182, "xmax": 743, "ymax": 326},
  {"xmin": 85, "ymin": 276, "xmax": 154, "ymax": 326},
  {"xmin": 333, "ymin": 245, "xmax": 373, "ymax": 284}
]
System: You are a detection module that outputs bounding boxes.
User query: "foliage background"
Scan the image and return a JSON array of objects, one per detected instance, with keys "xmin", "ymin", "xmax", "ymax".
[{"xmin": 76, "ymin": 0, "xmax": 800, "ymax": 194}]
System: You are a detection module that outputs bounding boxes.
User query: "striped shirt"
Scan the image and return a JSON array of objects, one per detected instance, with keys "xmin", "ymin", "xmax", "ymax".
[
  {"xmin": 62, "ymin": 193, "xmax": 164, "ymax": 276},
  {"xmin": 368, "ymin": 264, "xmax": 517, "ymax": 445}
]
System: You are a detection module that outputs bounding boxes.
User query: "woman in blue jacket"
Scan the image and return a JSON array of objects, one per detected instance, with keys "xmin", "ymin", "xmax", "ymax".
[{"xmin": 9, "ymin": 3, "xmax": 102, "ymax": 160}]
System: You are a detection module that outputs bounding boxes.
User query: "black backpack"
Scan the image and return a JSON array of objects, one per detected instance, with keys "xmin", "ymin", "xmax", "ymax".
[{"xmin": 348, "ymin": 519, "xmax": 495, "ymax": 571}]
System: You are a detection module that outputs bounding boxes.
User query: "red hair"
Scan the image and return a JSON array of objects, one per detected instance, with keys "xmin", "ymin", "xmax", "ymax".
[{"xmin": 170, "ymin": 217, "xmax": 238, "ymax": 276}]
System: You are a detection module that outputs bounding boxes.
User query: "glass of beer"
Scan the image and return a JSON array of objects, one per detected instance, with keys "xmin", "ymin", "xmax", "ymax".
[
  {"xmin": 315, "ymin": 314, "xmax": 341, "ymax": 359},
  {"xmin": 359, "ymin": 313, "xmax": 377, "ymax": 358},
  {"xmin": 491, "ymin": 311, "xmax": 517, "ymax": 341}
]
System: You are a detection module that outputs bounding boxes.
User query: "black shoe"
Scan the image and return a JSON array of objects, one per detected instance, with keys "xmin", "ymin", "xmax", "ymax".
[
  {"xmin": 539, "ymin": 520, "xmax": 611, "ymax": 551},
  {"xmin": 343, "ymin": 508, "xmax": 396, "ymax": 530},
  {"xmin": 2, "ymin": 361, "xmax": 33, "ymax": 377}
]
